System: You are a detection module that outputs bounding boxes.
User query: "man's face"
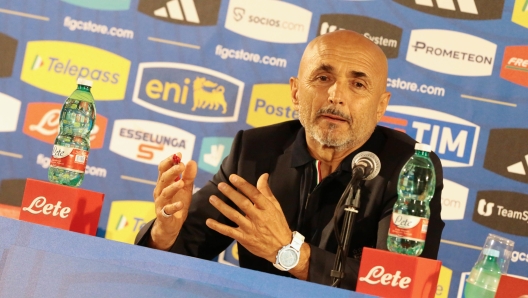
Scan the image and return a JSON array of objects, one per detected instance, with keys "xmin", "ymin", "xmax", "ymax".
[{"xmin": 291, "ymin": 33, "xmax": 390, "ymax": 152}]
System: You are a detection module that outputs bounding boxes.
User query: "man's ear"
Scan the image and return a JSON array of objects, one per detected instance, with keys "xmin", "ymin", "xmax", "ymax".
[
  {"xmin": 376, "ymin": 91, "xmax": 391, "ymax": 122},
  {"xmin": 290, "ymin": 77, "xmax": 299, "ymax": 109}
]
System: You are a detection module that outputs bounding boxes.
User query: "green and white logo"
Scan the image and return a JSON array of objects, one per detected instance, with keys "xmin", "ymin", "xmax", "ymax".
[
  {"xmin": 61, "ymin": 0, "xmax": 130, "ymax": 11},
  {"xmin": 31, "ymin": 55, "xmax": 43, "ymax": 70},
  {"xmin": 198, "ymin": 137, "xmax": 233, "ymax": 174}
]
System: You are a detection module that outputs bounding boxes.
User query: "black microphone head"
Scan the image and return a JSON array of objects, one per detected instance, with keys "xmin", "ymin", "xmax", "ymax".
[{"xmin": 351, "ymin": 151, "xmax": 381, "ymax": 180}]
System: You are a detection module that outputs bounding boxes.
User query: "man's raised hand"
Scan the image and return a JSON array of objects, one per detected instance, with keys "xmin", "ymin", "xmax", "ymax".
[
  {"xmin": 205, "ymin": 173, "xmax": 293, "ymax": 263},
  {"xmin": 149, "ymin": 153, "xmax": 197, "ymax": 250}
]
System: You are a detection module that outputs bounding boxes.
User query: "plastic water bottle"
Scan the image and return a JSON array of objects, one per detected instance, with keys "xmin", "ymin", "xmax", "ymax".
[
  {"xmin": 387, "ymin": 143, "xmax": 436, "ymax": 256},
  {"xmin": 464, "ymin": 248, "xmax": 502, "ymax": 298},
  {"xmin": 48, "ymin": 78, "xmax": 96, "ymax": 187},
  {"xmin": 464, "ymin": 234, "xmax": 514, "ymax": 298}
]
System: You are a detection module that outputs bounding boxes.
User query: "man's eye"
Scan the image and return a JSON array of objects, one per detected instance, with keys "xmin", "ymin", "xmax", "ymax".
[
  {"xmin": 354, "ymin": 82, "xmax": 365, "ymax": 88},
  {"xmin": 317, "ymin": 76, "xmax": 329, "ymax": 81}
]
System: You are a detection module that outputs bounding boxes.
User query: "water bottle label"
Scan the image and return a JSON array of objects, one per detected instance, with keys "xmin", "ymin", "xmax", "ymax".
[
  {"xmin": 388, "ymin": 213, "xmax": 428, "ymax": 242},
  {"xmin": 50, "ymin": 145, "xmax": 88, "ymax": 173}
]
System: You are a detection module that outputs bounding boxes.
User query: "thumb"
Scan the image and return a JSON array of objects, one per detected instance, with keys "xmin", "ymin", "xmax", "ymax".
[
  {"xmin": 181, "ymin": 160, "xmax": 198, "ymax": 190},
  {"xmin": 256, "ymin": 173, "xmax": 272, "ymax": 197},
  {"xmin": 257, "ymin": 173, "xmax": 282, "ymax": 211}
]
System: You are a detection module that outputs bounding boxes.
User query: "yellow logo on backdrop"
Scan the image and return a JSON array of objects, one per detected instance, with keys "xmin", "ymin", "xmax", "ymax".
[
  {"xmin": 435, "ymin": 265, "xmax": 452, "ymax": 298},
  {"xmin": 20, "ymin": 41, "xmax": 130, "ymax": 100},
  {"xmin": 231, "ymin": 242, "xmax": 239, "ymax": 261},
  {"xmin": 246, "ymin": 84, "xmax": 298, "ymax": 128},
  {"xmin": 105, "ymin": 200, "xmax": 155, "ymax": 244},
  {"xmin": 512, "ymin": 0, "xmax": 528, "ymax": 28}
]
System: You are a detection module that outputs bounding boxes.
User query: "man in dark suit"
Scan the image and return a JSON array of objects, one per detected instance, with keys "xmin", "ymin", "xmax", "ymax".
[{"xmin": 136, "ymin": 30, "xmax": 444, "ymax": 290}]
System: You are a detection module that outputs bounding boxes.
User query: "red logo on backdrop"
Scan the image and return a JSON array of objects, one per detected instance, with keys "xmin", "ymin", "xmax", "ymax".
[
  {"xmin": 356, "ymin": 247, "xmax": 441, "ymax": 298},
  {"xmin": 500, "ymin": 46, "xmax": 528, "ymax": 88},
  {"xmin": 22, "ymin": 102, "xmax": 108, "ymax": 148},
  {"xmin": 19, "ymin": 179, "xmax": 104, "ymax": 235}
]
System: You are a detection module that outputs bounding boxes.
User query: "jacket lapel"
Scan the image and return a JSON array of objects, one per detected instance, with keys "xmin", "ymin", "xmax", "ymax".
[{"xmin": 268, "ymin": 143, "xmax": 302, "ymax": 230}]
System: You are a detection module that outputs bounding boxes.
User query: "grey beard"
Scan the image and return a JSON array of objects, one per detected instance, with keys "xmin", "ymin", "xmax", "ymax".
[
  {"xmin": 299, "ymin": 106, "xmax": 356, "ymax": 151},
  {"xmin": 307, "ymin": 124, "xmax": 353, "ymax": 152}
]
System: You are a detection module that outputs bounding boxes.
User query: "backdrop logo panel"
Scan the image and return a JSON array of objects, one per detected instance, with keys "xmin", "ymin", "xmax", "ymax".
[
  {"xmin": 441, "ymin": 179, "xmax": 469, "ymax": 220},
  {"xmin": 105, "ymin": 200, "xmax": 155, "ymax": 244},
  {"xmin": 317, "ymin": 14, "xmax": 402, "ymax": 59},
  {"xmin": 512, "ymin": 0, "xmax": 528, "ymax": 28},
  {"xmin": 109, "ymin": 119, "xmax": 196, "ymax": 165},
  {"xmin": 218, "ymin": 241, "xmax": 240, "ymax": 266},
  {"xmin": 382, "ymin": 106, "xmax": 480, "ymax": 167},
  {"xmin": 406, "ymin": 29, "xmax": 496, "ymax": 76},
  {"xmin": 246, "ymin": 84, "xmax": 297, "ymax": 128},
  {"xmin": 473, "ymin": 191, "xmax": 528, "ymax": 237},
  {"xmin": 225, "ymin": 0, "xmax": 312, "ymax": 44},
  {"xmin": 0, "ymin": 32, "xmax": 17, "ymax": 78},
  {"xmin": 483, "ymin": 129, "xmax": 528, "ymax": 184},
  {"xmin": 62, "ymin": 0, "xmax": 131, "ymax": 10},
  {"xmin": 511, "ymin": 250, "xmax": 528, "ymax": 264},
  {"xmin": 436, "ymin": 266, "xmax": 453, "ymax": 298},
  {"xmin": 393, "ymin": 0, "xmax": 505, "ymax": 20},
  {"xmin": 20, "ymin": 41, "xmax": 130, "ymax": 100},
  {"xmin": 132, "ymin": 62, "xmax": 244, "ymax": 123},
  {"xmin": 0, "ymin": 93, "xmax": 21, "ymax": 132},
  {"xmin": 138, "ymin": 0, "xmax": 221, "ymax": 26},
  {"xmin": 22, "ymin": 102, "xmax": 107, "ymax": 149},
  {"xmin": 500, "ymin": 46, "xmax": 528, "ymax": 88},
  {"xmin": 198, "ymin": 137, "xmax": 233, "ymax": 174}
]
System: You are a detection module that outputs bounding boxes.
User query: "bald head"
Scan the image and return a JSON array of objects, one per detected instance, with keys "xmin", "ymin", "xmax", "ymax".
[
  {"xmin": 298, "ymin": 30, "xmax": 389, "ymax": 90},
  {"xmin": 290, "ymin": 29, "xmax": 391, "ymax": 154}
]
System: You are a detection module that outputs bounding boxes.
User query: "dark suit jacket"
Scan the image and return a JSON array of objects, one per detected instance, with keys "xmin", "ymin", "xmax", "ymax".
[{"xmin": 136, "ymin": 120, "xmax": 445, "ymax": 290}]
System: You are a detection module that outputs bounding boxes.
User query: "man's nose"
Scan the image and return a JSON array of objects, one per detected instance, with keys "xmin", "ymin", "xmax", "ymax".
[{"xmin": 327, "ymin": 81, "xmax": 345, "ymax": 105}]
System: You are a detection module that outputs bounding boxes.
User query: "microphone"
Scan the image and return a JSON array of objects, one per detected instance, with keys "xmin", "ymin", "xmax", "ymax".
[
  {"xmin": 350, "ymin": 151, "xmax": 381, "ymax": 184},
  {"xmin": 330, "ymin": 151, "xmax": 381, "ymax": 287}
]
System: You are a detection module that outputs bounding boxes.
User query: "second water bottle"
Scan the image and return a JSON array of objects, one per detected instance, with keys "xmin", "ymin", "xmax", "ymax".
[{"xmin": 387, "ymin": 143, "xmax": 436, "ymax": 256}]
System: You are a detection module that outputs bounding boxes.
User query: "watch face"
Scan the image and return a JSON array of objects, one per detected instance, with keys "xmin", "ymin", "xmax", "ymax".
[{"xmin": 279, "ymin": 248, "xmax": 298, "ymax": 268}]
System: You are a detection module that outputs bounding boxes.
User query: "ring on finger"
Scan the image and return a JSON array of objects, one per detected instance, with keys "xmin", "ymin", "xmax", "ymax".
[{"xmin": 161, "ymin": 206, "xmax": 172, "ymax": 218}]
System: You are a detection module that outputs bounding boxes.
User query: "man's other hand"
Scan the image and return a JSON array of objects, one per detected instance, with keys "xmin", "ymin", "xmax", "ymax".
[
  {"xmin": 205, "ymin": 173, "xmax": 293, "ymax": 263},
  {"xmin": 148, "ymin": 153, "xmax": 197, "ymax": 251}
]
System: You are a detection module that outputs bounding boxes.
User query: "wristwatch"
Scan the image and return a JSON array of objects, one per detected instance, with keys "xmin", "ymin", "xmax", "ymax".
[{"xmin": 273, "ymin": 231, "xmax": 305, "ymax": 271}]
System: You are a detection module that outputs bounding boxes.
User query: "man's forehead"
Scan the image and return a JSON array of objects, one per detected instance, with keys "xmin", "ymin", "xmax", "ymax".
[
  {"xmin": 304, "ymin": 54, "xmax": 376, "ymax": 79},
  {"xmin": 299, "ymin": 32, "xmax": 388, "ymax": 78},
  {"xmin": 309, "ymin": 62, "xmax": 369, "ymax": 77}
]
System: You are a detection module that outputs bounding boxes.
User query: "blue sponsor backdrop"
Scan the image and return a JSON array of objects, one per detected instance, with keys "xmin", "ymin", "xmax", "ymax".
[{"xmin": 0, "ymin": 0, "xmax": 527, "ymax": 296}]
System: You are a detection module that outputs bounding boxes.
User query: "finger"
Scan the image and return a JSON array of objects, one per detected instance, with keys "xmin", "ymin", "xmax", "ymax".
[
  {"xmin": 217, "ymin": 182, "xmax": 259, "ymax": 215},
  {"xmin": 256, "ymin": 173, "xmax": 282, "ymax": 211},
  {"xmin": 161, "ymin": 163, "xmax": 185, "ymax": 183},
  {"xmin": 181, "ymin": 160, "xmax": 198, "ymax": 191},
  {"xmin": 157, "ymin": 153, "xmax": 182, "ymax": 181},
  {"xmin": 228, "ymin": 174, "xmax": 271, "ymax": 210},
  {"xmin": 154, "ymin": 163, "xmax": 185, "ymax": 198},
  {"xmin": 205, "ymin": 218, "xmax": 244, "ymax": 241},
  {"xmin": 154, "ymin": 155, "xmax": 176, "ymax": 198},
  {"xmin": 158, "ymin": 201, "xmax": 183, "ymax": 219},
  {"xmin": 156, "ymin": 179, "xmax": 184, "ymax": 204},
  {"xmin": 209, "ymin": 195, "xmax": 251, "ymax": 230}
]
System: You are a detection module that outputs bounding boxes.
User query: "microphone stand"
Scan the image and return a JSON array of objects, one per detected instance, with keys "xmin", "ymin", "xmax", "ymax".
[{"xmin": 331, "ymin": 168, "xmax": 364, "ymax": 287}]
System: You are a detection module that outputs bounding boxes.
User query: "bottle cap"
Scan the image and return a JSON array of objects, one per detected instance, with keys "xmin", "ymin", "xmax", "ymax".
[
  {"xmin": 77, "ymin": 77, "xmax": 93, "ymax": 87},
  {"xmin": 482, "ymin": 248, "xmax": 500, "ymax": 257},
  {"xmin": 415, "ymin": 143, "xmax": 431, "ymax": 152}
]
